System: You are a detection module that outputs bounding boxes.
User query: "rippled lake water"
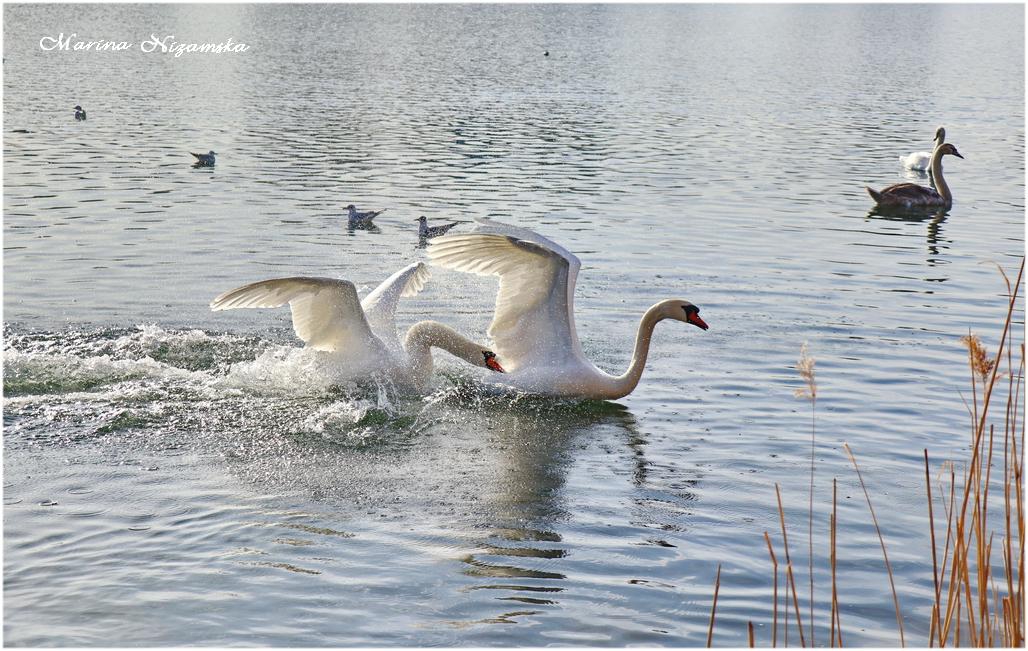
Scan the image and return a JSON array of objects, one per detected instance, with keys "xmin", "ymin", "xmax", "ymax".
[{"xmin": 3, "ymin": 3, "xmax": 1025, "ymax": 647}]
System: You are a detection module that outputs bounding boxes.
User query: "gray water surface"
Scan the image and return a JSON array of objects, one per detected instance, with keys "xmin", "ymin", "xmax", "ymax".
[{"xmin": 3, "ymin": 4, "xmax": 1025, "ymax": 646}]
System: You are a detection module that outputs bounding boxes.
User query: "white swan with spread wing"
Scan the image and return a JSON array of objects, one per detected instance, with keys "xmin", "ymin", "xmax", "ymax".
[
  {"xmin": 427, "ymin": 219, "xmax": 708, "ymax": 399},
  {"xmin": 210, "ymin": 262, "xmax": 504, "ymax": 388}
]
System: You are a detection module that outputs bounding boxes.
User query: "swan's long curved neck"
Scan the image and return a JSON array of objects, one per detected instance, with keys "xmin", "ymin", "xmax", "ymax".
[
  {"xmin": 930, "ymin": 149, "xmax": 951, "ymax": 205},
  {"xmin": 609, "ymin": 305, "xmax": 664, "ymax": 399},
  {"xmin": 404, "ymin": 320, "xmax": 487, "ymax": 386}
]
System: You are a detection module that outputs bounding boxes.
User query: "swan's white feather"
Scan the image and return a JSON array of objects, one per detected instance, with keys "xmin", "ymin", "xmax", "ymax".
[
  {"xmin": 210, "ymin": 277, "xmax": 376, "ymax": 353},
  {"xmin": 360, "ymin": 262, "xmax": 431, "ymax": 349},
  {"xmin": 900, "ymin": 151, "xmax": 932, "ymax": 171},
  {"xmin": 428, "ymin": 231, "xmax": 585, "ymax": 372}
]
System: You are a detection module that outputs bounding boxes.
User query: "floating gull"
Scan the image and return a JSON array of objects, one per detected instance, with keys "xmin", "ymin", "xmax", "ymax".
[
  {"xmin": 416, "ymin": 215, "xmax": 458, "ymax": 240},
  {"xmin": 346, "ymin": 204, "xmax": 386, "ymax": 228},
  {"xmin": 190, "ymin": 150, "xmax": 217, "ymax": 167},
  {"xmin": 192, "ymin": 149, "xmax": 217, "ymax": 166}
]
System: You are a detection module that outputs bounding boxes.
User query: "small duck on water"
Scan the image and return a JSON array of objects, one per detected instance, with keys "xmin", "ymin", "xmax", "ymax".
[
  {"xmin": 190, "ymin": 150, "xmax": 217, "ymax": 167},
  {"xmin": 74, "ymin": 105, "xmax": 86, "ymax": 121},
  {"xmin": 416, "ymin": 215, "xmax": 458, "ymax": 240},
  {"xmin": 346, "ymin": 204, "xmax": 386, "ymax": 228},
  {"xmin": 868, "ymin": 143, "xmax": 963, "ymax": 211}
]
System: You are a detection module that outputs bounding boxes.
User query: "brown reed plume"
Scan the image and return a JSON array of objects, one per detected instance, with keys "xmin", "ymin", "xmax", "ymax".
[{"xmin": 796, "ymin": 343, "xmax": 818, "ymax": 645}]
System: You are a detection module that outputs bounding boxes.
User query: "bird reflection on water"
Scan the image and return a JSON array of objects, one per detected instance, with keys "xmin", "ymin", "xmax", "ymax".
[
  {"xmin": 237, "ymin": 383, "xmax": 700, "ymax": 630},
  {"xmin": 867, "ymin": 207, "xmax": 950, "ymax": 264}
]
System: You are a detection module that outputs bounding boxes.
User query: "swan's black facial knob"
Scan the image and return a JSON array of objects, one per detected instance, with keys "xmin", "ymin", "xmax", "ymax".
[
  {"xmin": 483, "ymin": 351, "xmax": 505, "ymax": 373},
  {"xmin": 682, "ymin": 304, "xmax": 709, "ymax": 330}
]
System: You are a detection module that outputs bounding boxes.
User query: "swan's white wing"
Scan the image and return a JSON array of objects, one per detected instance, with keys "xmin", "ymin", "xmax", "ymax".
[
  {"xmin": 469, "ymin": 218, "xmax": 584, "ymax": 316},
  {"xmin": 901, "ymin": 151, "xmax": 931, "ymax": 171},
  {"xmin": 360, "ymin": 262, "xmax": 431, "ymax": 346},
  {"xmin": 428, "ymin": 230, "xmax": 584, "ymax": 371},
  {"xmin": 210, "ymin": 277, "xmax": 376, "ymax": 353}
]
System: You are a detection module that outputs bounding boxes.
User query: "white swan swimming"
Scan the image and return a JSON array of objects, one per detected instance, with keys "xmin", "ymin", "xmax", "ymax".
[
  {"xmin": 427, "ymin": 219, "xmax": 709, "ymax": 400},
  {"xmin": 899, "ymin": 126, "xmax": 945, "ymax": 172},
  {"xmin": 210, "ymin": 262, "xmax": 504, "ymax": 388},
  {"xmin": 869, "ymin": 143, "xmax": 963, "ymax": 210}
]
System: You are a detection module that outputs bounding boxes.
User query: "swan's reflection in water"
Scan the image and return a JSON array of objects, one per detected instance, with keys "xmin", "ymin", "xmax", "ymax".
[
  {"xmin": 74, "ymin": 368, "xmax": 700, "ymax": 638},
  {"xmin": 346, "ymin": 222, "xmax": 382, "ymax": 235},
  {"xmin": 443, "ymin": 400, "xmax": 613, "ymax": 620},
  {"xmin": 403, "ymin": 391, "xmax": 698, "ymax": 629},
  {"xmin": 866, "ymin": 207, "xmax": 950, "ymax": 266}
]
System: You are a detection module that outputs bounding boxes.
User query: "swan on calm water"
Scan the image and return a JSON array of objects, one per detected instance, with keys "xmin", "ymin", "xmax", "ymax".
[
  {"xmin": 427, "ymin": 218, "xmax": 709, "ymax": 400},
  {"xmin": 210, "ymin": 262, "xmax": 505, "ymax": 389},
  {"xmin": 868, "ymin": 142, "xmax": 963, "ymax": 210},
  {"xmin": 899, "ymin": 126, "xmax": 945, "ymax": 172}
]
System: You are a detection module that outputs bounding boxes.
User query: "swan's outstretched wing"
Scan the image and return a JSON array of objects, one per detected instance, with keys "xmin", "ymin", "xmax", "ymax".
[
  {"xmin": 360, "ymin": 262, "xmax": 431, "ymax": 345},
  {"xmin": 210, "ymin": 277, "xmax": 375, "ymax": 353},
  {"xmin": 428, "ymin": 225, "xmax": 584, "ymax": 372}
]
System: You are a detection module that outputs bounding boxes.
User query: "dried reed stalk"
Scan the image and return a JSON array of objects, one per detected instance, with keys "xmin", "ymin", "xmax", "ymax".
[
  {"xmin": 775, "ymin": 483, "xmax": 794, "ymax": 645},
  {"xmin": 786, "ymin": 563, "xmax": 806, "ymax": 647},
  {"xmin": 830, "ymin": 478, "xmax": 842, "ymax": 647},
  {"xmin": 707, "ymin": 564, "xmax": 722, "ymax": 648},
  {"xmin": 764, "ymin": 531, "xmax": 779, "ymax": 647},
  {"xmin": 925, "ymin": 450, "xmax": 942, "ymax": 647},
  {"xmin": 844, "ymin": 443, "xmax": 905, "ymax": 646}
]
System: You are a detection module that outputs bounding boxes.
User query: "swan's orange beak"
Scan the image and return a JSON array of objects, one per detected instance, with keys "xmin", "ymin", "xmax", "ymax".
[
  {"xmin": 687, "ymin": 312, "xmax": 709, "ymax": 330},
  {"xmin": 483, "ymin": 351, "xmax": 505, "ymax": 373}
]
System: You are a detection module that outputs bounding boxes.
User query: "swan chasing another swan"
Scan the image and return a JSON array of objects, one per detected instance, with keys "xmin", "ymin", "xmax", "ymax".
[
  {"xmin": 899, "ymin": 126, "xmax": 945, "ymax": 172},
  {"xmin": 868, "ymin": 143, "xmax": 963, "ymax": 210},
  {"xmin": 210, "ymin": 262, "xmax": 504, "ymax": 389},
  {"xmin": 427, "ymin": 219, "xmax": 709, "ymax": 400}
]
